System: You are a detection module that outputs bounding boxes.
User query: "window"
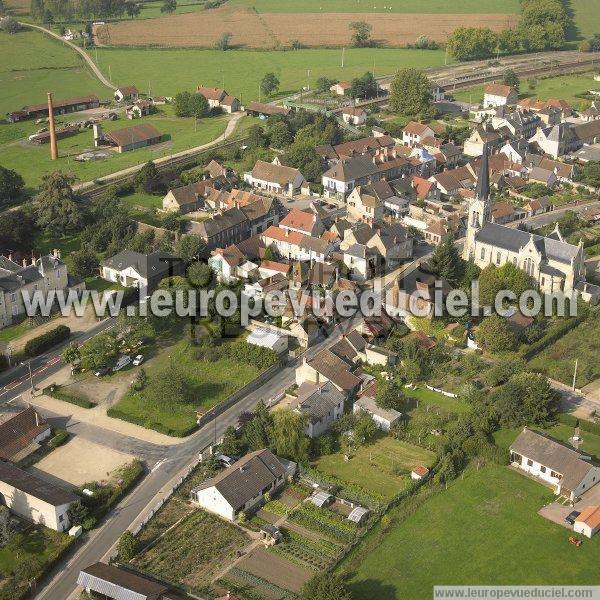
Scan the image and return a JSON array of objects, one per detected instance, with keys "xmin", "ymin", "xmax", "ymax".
[
  {"xmin": 541, "ymin": 277, "xmax": 545, "ymax": 286},
  {"xmin": 480, "ymin": 247, "xmax": 485, "ymax": 260},
  {"xmin": 496, "ymin": 252, "xmax": 501, "ymax": 265},
  {"xmin": 527, "ymin": 459, "xmax": 533, "ymax": 467},
  {"xmin": 540, "ymin": 466, "xmax": 546, "ymax": 473},
  {"xmin": 59, "ymin": 515, "xmax": 64, "ymax": 522}
]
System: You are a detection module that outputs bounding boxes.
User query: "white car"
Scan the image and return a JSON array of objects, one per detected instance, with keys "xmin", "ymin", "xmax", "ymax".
[
  {"xmin": 133, "ymin": 355, "xmax": 144, "ymax": 366},
  {"xmin": 215, "ymin": 454, "xmax": 235, "ymax": 468},
  {"xmin": 112, "ymin": 355, "xmax": 132, "ymax": 372}
]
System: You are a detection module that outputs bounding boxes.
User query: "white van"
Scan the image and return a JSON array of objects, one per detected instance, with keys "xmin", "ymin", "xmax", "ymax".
[{"xmin": 112, "ymin": 355, "xmax": 132, "ymax": 372}]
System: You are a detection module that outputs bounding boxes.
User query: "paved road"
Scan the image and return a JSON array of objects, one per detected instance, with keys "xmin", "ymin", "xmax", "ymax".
[
  {"xmin": 19, "ymin": 23, "xmax": 116, "ymax": 90},
  {"xmin": 33, "ymin": 317, "xmax": 361, "ymax": 600}
]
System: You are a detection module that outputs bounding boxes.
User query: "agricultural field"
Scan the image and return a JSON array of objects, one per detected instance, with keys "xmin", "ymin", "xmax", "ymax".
[
  {"xmin": 98, "ymin": 4, "xmax": 518, "ymax": 49},
  {"xmin": 527, "ymin": 308, "xmax": 600, "ymax": 388},
  {"xmin": 342, "ymin": 464, "xmax": 600, "ymax": 599},
  {"xmin": 109, "ymin": 338, "xmax": 263, "ymax": 436},
  {"xmin": 569, "ymin": 0, "xmax": 600, "ymax": 40},
  {"xmin": 314, "ymin": 436, "xmax": 435, "ymax": 501},
  {"xmin": 452, "ymin": 73, "xmax": 599, "ymax": 108},
  {"xmin": 133, "ymin": 509, "xmax": 249, "ymax": 592}
]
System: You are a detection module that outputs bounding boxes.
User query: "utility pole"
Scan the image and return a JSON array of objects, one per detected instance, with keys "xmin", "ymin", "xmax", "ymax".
[
  {"xmin": 21, "ymin": 361, "xmax": 34, "ymax": 393},
  {"xmin": 341, "ymin": 47, "xmax": 345, "ymax": 68},
  {"xmin": 572, "ymin": 358, "xmax": 578, "ymax": 391}
]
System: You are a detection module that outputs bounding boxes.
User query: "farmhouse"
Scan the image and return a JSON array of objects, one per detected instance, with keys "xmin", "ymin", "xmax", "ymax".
[
  {"xmin": 162, "ymin": 181, "xmax": 210, "ymax": 213},
  {"xmin": 196, "ymin": 86, "xmax": 240, "ymax": 113},
  {"xmin": 94, "ymin": 123, "xmax": 163, "ymax": 153},
  {"xmin": 244, "ymin": 160, "xmax": 306, "ymax": 197},
  {"xmin": 78, "ymin": 562, "xmax": 172, "ymax": 600},
  {"xmin": 100, "ymin": 251, "xmax": 182, "ymax": 292},
  {"xmin": 0, "ymin": 406, "xmax": 51, "ymax": 462},
  {"xmin": 0, "ymin": 460, "xmax": 77, "ymax": 531},
  {"xmin": 126, "ymin": 99, "xmax": 153, "ymax": 119},
  {"xmin": 342, "ymin": 107, "xmax": 367, "ymax": 126},
  {"xmin": 7, "ymin": 94, "xmax": 100, "ymax": 122},
  {"xmin": 291, "ymin": 381, "xmax": 346, "ymax": 438},
  {"xmin": 509, "ymin": 428, "xmax": 600, "ymax": 502},
  {"xmin": 330, "ymin": 82, "xmax": 351, "ymax": 95},
  {"xmin": 483, "ymin": 83, "xmax": 518, "ymax": 108},
  {"xmin": 114, "ymin": 86, "xmax": 139, "ymax": 102},
  {"xmin": 190, "ymin": 449, "xmax": 286, "ymax": 520}
]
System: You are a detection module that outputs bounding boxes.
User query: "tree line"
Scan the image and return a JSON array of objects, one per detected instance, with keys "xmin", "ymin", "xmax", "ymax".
[{"xmin": 30, "ymin": 0, "xmax": 136, "ymax": 22}]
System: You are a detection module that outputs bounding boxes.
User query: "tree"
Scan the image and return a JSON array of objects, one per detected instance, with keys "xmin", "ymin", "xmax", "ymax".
[
  {"xmin": 160, "ymin": 0, "xmax": 176, "ymax": 13},
  {"xmin": 214, "ymin": 31, "xmax": 232, "ymax": 50},
  {"xmin": 80, "ymin": 331, "xmax": 118, "ymax": 370},
  {"xmin": 0, "ymin": 208, "xmax": 37, "ymax": 254},
  {"xmin": 260, "ymin": 72, "xmax": 280, "ymax": 97},
  {"xmin": 125, "ymin": 1, "xmax": 140, "ymax": 17},
  {"xmin": 30, "ymin": 0, "xmax": 45, "ymax": 21},
  {"xmin": 174, "ymin": 233, "xmax": 204, "ymax": 262},
  {"xmin": 0, "ymin": 506, "xmax": 14, "ymax": 547},
  {"xmin": 447, "ymin": 27, "xmax": 497, "ymax": 61},
  {"xmin": 348, "ymin": 71, "xmax": 378, "ymax": 99},
  {"xmin": 67, "ymin": 500, "xmax": 89, "ymax": 526},
  {"xmin": 220, "ymin": 425, "xmax": 244, "ymax": 457},
  {"xmin": 135, "ymin": 367, "xmax": 148, "ymax": 390},
  {"xmin": 376, "ymin": 379, "xmax": 406, "ymax": 412},
  {"xmin": 315, "ymin": 76, "xmax": 335, "ymax": 92},
  {"xmin": 134, "ymin": 161, "xmax": 161, "ymax": 193},
  {"xmin": 301, "ymin": 572, "xmax": 351, "ymax": 600},
  {"xmin": 187, "ymin": 262, "xmax": 212, "ymax": 288},
  {"xmin": 246, "ymin": 124, "xmax": 267, "ymax": 148},
  {"xmin": 243, "ymin": 400, "xmax": 272, "ymax": 450},
  {"xmin": 576, "ymin": 161, "xmax": 600, "ymax": 187},
  {"xmin": 62, "ymin": 342, "xmax": 81, "ymax": 366},
  {"xmin": 118, "ymin": 531, "xmax": 139, "ymax": 561},
  {"xmin": 268, "ymin": 121, "xmax": 293, "ymax": 148},
  {"xmin": 173, "ymin": 91, "xmax": 209, "ymax": 118},
  {"xmin": 502, "ymin": 69, "xmax": 520, "ymax": 90},
  {"xmin": 35, "ymin": 172, "xmax": 86, "ymax": 236},
  {"xmin": 0, "ymin": 16, "xmax": 21, "ymax": 33},
  {"xmin": 349, "ymin": 20, "xmax": 372, "ymax": 47},
  {"xmin": 71, "ymin": 247, "xmax": 99, "ymax": 278},
  {"xmin": 353, "ymin": 413, "xmax": 378, "ymax": 445},
  {"xmin": 115, "ymin": 313, "xmax": 155, "ymax": 348},
  {"xmin": 13, "ymin": 556, "xmax": 40, "ymax": 591},
  {"xmin": 271, "ymin": 408, "xmax": 309, "ymax": 462},
  {"xmin": 282, "ymin": 141, "xmax": 322, "ymax": 182},
  {"xmin": 475, "ymin": 314, "xmax": 517, "ymax": 354},
  {"xmin": 145, "ymin": 361, "xmax": 192, "ymax": 408},
  {"xmin": 389, "ymin": 68, "xmax": 433, "ymax": 116},
  {"xmin": 429, "ymin": 236, "xmax": 464, "ymax": 284}
]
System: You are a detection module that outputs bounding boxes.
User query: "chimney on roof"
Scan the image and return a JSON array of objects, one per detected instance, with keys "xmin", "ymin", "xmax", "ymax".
[
  {"xmin": 8, "ymin": 253, "xmax": 13, "ymax": 262},
  {"xmin": 22, "ymin": 258, "xmax": 28, "ymax": 267}
]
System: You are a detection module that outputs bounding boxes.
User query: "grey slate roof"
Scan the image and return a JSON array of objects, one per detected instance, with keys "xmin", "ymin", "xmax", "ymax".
[
  {"xmin": 292, "ymin": 381, "xmax": 345, "ymax": 424},
  {"xmin": 354, "ymin": 395, "xmax": 401, "ymax": 424},
  {"xmin": 0, "ymin": 460, "xmax": 77, "ymax": 506},
  {"xmin": 510, "ymin": 428, "xmax": 596, "ymax": 492},
  {"xmin": 101, "ymin": 251, "xmax": 178, "ymax": 278},
  {"xmin": 475, "ymin": 222, "xmax": 580, "ymax": 265},
  {"xmin": 192, "ymin": 449, "xmax": 285, "ymax": 511}
]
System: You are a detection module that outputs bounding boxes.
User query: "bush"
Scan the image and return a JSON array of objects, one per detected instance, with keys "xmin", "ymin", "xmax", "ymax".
[
  {"xmin": 44, "ymin": 384, "xmax": 95, "ymax": 408},
  {"xmin": 557, "ymin": 413, "xmax": 600, "ymax": 436},
  {"xmin": 24, "ymin": 325, "xmax": 70, "ymax": 356},
  {"xmin": 50, "ymin": 430, "xmax": 70, "ymax": 448}
]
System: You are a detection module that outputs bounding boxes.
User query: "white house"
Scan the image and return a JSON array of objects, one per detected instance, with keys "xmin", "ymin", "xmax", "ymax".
[
  {"xmin": 113, "ymin": 86, "xmax": 139, "ymax": 102},
  {"xmin": 353, "ymin": 393, "xmax": 400, "ymax": 432},
  {"xmin": 574, "ymin": 505, "xmax": 600, "ymax": 538},
  {"xmin": 0, "ymin": 461, "xmax": 78, "ymax": 531},
  {"xmin": 402, "ymin": 121, "xmax": 435, "ymax": 147},
  {"xmin": 330, "ymin": 82, "xmax": 351, "ymax": 95},
  {"xmin": 247, "ymin": 327, "xmax": 288, "ymax": 354},
  {"xmin": 342, "ymin": 107, "xmax": 367, "ymax": 126},
  {"xmin": 190, "ymin": 449, "xmax": 286, "ymax": 521},
  {"xmin": 483, "ymin": 83, "xmax": 518, "ymax": 109},
  {"xmin": 291, "ymin": 381, "xmax": 346, "ymax": 438},
  {"xmin": 244, "ymin": 160, "xmax": 306, "ymax": 197},
  {"xmin": 510, "ymin": 428, "xmax": 600, "ymax": 501}
]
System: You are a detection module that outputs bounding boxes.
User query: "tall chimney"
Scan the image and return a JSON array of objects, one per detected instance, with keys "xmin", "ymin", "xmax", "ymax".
[{"xmin": 47, "ymin": 92, "xmax": 58, "ymax": 161}]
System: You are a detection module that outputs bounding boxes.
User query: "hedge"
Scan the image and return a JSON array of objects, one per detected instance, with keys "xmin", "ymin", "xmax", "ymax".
[
  {"xmin": 558, "ymin": 413, "xmax": 600, "ymax": 437},
  {"xmin": 24, "ymin": 325, "xmax": 70, "ymax": 357},
  {"xmin": 50, "ymin": 430, "xmax": 70, "ymax": 448},
  {"xmin": 43, "ymin": 384, "xmax": 95, "ymax": 408},
  {"xmin": 106, "ymin": 406, "xmax": 198, "ymax": 437}
]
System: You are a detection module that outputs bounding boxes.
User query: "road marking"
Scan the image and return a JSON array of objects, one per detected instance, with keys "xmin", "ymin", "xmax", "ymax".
[{"xmin": 151, "ymin": 459, "xmax": 166, "ymax": 473}]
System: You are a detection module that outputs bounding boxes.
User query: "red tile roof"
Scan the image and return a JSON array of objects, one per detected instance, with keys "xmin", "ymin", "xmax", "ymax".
[
  {"xmin": 262, "ymin": 225, "xmax": 303, "ymax": 246},
  {"xmin": 280, "ymin": 208, "xmax": 316, "ymax": 234}
]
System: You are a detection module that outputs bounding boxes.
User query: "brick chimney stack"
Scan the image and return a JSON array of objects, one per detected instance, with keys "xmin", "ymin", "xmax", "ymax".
[{"xmin": 47, "ymin": 92, "xmax": 58, "ymax": 160}]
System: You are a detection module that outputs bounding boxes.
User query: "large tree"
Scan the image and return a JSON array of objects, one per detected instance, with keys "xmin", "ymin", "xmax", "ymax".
[
  {"xmin": 0, "ymin": 208, "xmax": 38, "ymax": 254},
  {"xmin": 174, "ymin": 233, "xmax": 205, "ymax": 262},
  {"xmin": 301, "ymin": 573, "xmax": 351, "ymax": 600},
  {"xmin": 429, "ymin": 237, "xmax": 464, "ymax": 284},
  {"xmin": 349, "ymin": 20, "xmax": 372, "ymax": 47},
  {"xmin": 349, "ymin": 71, "xmax": 378, "ymax": 99},
  {"xmin": 260, "ymin": 72, "xmax": 280, "ymax": 97},
  {"xmin": 271, "ymin": 408, "xmax": 309, "ymax": 462},
  {"xmin": 475, "ymin": 314, "xmax": 517, "ymax": 354},
  {"xmin": 243, "ymin": 400, "xmax": 273, "ymax": 450},
  {"xmin": 35, "ymin": 172, "xmax": 86, "ymax": 236},
  {"xmin": 71, "ymin": 247, "xmax": 99, "ymax": 278},
  {"xmin": 447, "ymin": 27, "xmax": 497, "ymax": 61},
  {"xmin": 389, "ymin": 68, "xmax": 433, "ymax": 116}
]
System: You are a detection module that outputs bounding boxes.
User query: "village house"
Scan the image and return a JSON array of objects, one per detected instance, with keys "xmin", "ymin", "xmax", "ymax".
[
  {"xmin": 126, "ymin": 99, "xmax": 153, "ymax": 119},
  {"xmin": 0, "ymin": 406, "xmax": 51, "ymax": 462},
  {"xmin": 483, "ymin": 83, "xmax": 518, "ymax": 109},
  {"xmin": 190, "ymin": 449, "xmax": 286, "ymax": 520},
  {"xmin": 114, "ymin": 86, "xmax": 139, "ymax": 102},
  {"xmin": 342, "ymin": 107, "xmax": 367, "ymax": 126},
  {"xmin": 196, "ymin": 86, "xmax": 240, "ymax": 113},
  {"xmin": 528, "ymin": 122, "xmax": 575, "ymax": 159},
  {"xmin": 247, "ymin": 327, "xmax": 288, "ymax": 354},
  {"xmin": 525, "ymin": 154, "xmax": 574, "ymax": 183},
  {"xmin": 522, "ymin": 197, "xmax": 553, "ymax": 217},
  {"xmin": 510, "ymin": 428, "xmax": 599, "ymax": 502},
  {"xmin": 353, "ymin": 381, "xmax": 401, "ymax": 431},
  {"xmin": 279, "ymin": 208, "xmax": 325, "ymax": 237},
  {"xmin": 346, "ymin": 186, "xmax": 385, "ymax": 224},
  {"xmin": 528, "ymin": 166, "xmax": 557, "ymax": 188},
  {"xmin": 290, "ymin": 381, "xmax": 346, "ymax": 438},
  {"xmin": 209, "ymin": 244, "xmax": 250, "ymax": 283},
  {"xmin": 574, "ymin": 505, "xmax": 600, "ymax": 538},
  {"xmin": 244, "ymin": 160, "xmax": 306, "ymax": 197},
  {"xmin": 491, "ymin": 108, "xmax": 541, "ymax": 139},
  {"xmin": 261, "ymin": 226, "xmax": 332, "ymax": 264},
  {"xmin": 330, "ymin": 81, "xmax": 351, "ymax": 95},
  {"xmin": 0, "ymin": 253, "xmax": 72, "ymax": 329},
  {"xmin": 491, "ymin": 201, "xmax": 518, "ymax": 225},
  {"xmin": 463, "ymin": 126, "xmax": 503, "ymax": 157},
  {"xmin": 402, "ymin": 121, "xmax": 435, "ymax": 147},
  {"xmin": 100, "ymin": 251, "xmax": 182, "ymax": 292},
  {"xmin": 0, "ymin": 460, "xmax": 78, "ymax": 531},
  {"xmin": 162, "ymin": 180, "xmax": 211, "ymax": 213}
]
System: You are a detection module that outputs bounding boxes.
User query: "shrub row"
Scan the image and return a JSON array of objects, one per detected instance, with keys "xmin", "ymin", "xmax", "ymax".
[
  {"xmin": 558, "ymin": 413, "xmax": 600, "ymax": 437},
  {"xmin": 50, "ymin": 430, "xmax": 70, "ymax": 448},
  {"xmin": 106, "ymin": 406, "xmax": 197, "ymax": 437},
  {"xmin": 213, "ymin": 339, "xmax": 280, "ymax": 370},
  {"xmin": 24, "ymin": 325, "xmax": 70, "ymax": 356},
  {"xmin": 44, "ymin": 384, "xmax": 96, "ymax": 408}
]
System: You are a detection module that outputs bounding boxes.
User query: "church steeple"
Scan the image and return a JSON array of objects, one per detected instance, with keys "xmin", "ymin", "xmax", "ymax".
[
  {"xmin": 475, "ymin": 142, "xmax": 490, "ymax": 202},
  {"xmin": 464, "ymin": 143, "xmax": 492, "ymax": 260}
]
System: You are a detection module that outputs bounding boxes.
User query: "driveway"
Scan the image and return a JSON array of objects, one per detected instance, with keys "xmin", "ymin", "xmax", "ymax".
[{"xmin": 538, "ymin": 502, "xmax": 574, "ymax": 530}]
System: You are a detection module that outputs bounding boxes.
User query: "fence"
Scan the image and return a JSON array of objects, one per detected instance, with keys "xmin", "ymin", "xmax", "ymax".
[{"xmin": 425, "ymin": 384, "xmax": 458, "ymax": 398}]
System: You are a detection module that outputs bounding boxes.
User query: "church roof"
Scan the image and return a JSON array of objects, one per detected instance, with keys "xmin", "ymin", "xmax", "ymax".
[{"xmin": 475, "ymin": 223, "xmax": 580, "ymax": 265}]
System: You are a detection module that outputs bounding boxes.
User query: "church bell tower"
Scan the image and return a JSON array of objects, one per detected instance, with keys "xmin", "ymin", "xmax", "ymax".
[{"xmin": 464, "ymin": 143, "xmax": 491, "ymax": 260}]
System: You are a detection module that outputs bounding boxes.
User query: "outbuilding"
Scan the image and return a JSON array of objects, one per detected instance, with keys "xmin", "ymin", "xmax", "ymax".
[
  {"xmin": 247, "ymin": 327, "xmax": 288, "ymax": 354},
  {"xmin": 574, "ymin": 505, "xmax": 600, "ymax": 538}
]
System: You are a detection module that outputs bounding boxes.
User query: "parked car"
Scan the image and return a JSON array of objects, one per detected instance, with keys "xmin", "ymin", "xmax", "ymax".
[
  {"xmin": 215, "ymin": 454, "xmax": 235, "ymax": 468},
  {"xmin": 133, "ymin": 355, "xmax": 144, "ymax": 366},
  {"xmin": 94, "ymin": 365, "xmax": 111, "ymax": 378},
  {"xmin": 112, "ymin": 355, "xmax": 132, "ymax": 372},
  {"xmin": 565, "ymin": 510, "xmax": 580, "ymax": 525}
]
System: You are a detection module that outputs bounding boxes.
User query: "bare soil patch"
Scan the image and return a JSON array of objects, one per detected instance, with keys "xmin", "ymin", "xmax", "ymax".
[{"xmin": 99, "ymin": 7, "xmax": 518, "ymax": 48}]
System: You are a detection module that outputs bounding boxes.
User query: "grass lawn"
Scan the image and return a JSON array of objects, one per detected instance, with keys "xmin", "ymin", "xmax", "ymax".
[
  {"xmin": 134, "ymin": 509, "xmax": 249, "ymax": 592},
  {"xmin": 119, "ymin": 189, "xmax": 165, "ymax": 210},
  {"xmin": 314, "ymin": 436, "xmax": 435, "ymax": 500},
  {"xmin": 452, "ymin": 73, "xmax": 598, "ymax": 107},
  {"xmin": 228, "ymin": 0, "xmax": 519, "ymax": 13},
  {"xmin": 1, "ymin": 104, "xmax": 230, "ymax": 188},
  {"xmin": 527, "ymin": 309, "xmax": 600, "ymax": 388},
  {"xmin": 0, "ymin": 522, "xmax": 72, "ymax": 598},
  {"xmin": 405, "ymin": 386, "xmax": 471, "ymax": 415},
  {"xmin": 570, "ymin": 0, "xmax": 600, "ymax": 40},
  {"xmin": 0, "ymin": 319, "xmax": 31, "ymax": 344},
  {"xmin": 343, "ymin": 464, "xmax": 599, "ymax": 599},
  {"xmin": 110, "ymin": 338, "xmax": 261, "ymax": 436}
]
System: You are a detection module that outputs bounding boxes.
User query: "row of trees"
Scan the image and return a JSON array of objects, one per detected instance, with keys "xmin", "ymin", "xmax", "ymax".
[{"xmin": 30, "ymin": 0, "xmax": 134, "ymax": 22}]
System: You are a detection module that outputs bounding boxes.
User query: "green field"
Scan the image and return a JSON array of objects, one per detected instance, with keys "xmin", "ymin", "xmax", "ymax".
[
  {"xmin": 570, "ymin": 0, "xmax": 600, "ymax": 40},
  {"xmin": 343, "ymin": 464, "xmax": 599, "ymax": 599},
  {"xmin": 453, "ymin": 73, "xmax": 599, "ymax": 107},
  {"xmin": 315, "ymin": 436, "xmax": 435, "ymax": 500},
  {"xmin": 406, "ymin": 386, "xmax": 471, "ymax": 414},
  {"xmin": 228, "ymin": 0, "xmax": 520, "ymax": 13}
]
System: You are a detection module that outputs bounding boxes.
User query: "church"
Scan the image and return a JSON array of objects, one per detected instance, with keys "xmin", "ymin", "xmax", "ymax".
[{"xmin": 463, "ymin": 145, "xmax": 599, "ymax": 302}]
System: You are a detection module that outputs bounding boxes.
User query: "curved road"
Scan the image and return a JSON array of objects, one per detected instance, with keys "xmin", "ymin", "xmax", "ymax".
[{"xmin": 20, "ymin": 22, "xmax": 116, "ymax": 90}]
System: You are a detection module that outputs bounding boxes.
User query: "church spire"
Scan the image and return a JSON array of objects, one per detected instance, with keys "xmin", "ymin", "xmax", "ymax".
[{"xmin": 475, "ymin": 142, "xmax": 490, "ymax": 201}]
